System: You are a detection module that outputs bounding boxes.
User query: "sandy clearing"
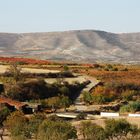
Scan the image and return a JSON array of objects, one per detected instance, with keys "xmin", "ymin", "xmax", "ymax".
[
  {"xmin": 0, "ymin": 65, "xmax": 9, "ymax": 73},
  {"xmin": 45, "ymin": 76, "xmax": 86, "ymax": 84},
  {"xmin": 21, "ymin": 68, "xmax": 59, "ymax": 74},
  {"xmin": 0, "ymin": 65, "xmax": 60, "ymax": 74}
]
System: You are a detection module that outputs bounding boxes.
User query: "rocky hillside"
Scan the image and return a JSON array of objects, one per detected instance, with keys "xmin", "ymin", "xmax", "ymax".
[{"xmin": 0, "ymin": 30, "xmax": 140, "ymax": 63}]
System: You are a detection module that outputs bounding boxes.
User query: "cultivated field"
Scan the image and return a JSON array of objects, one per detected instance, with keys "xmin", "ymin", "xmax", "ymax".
[{"xmin": 0, "ymin": 65, "xmax": 60, "ymax": 74}]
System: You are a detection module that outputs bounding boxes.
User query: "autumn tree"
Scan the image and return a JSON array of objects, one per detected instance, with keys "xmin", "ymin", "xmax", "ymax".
[
  {"xmin": 121, "ymin": 90, "xmax": 137, "ymax": 101},
  {"xmin": 4, "ymin": 111, "xmax": 31, "ymax": 140},
  {"xmin": 7, "ymin": 62, "xmax": 22, "ymax": 82},
  {"xmin": 92, "ymin": 86, "xmax": 116, "ymax": 104},
  {"xmin": 46, "ymin": 96, "xmax": 60, "ymax": 111}
]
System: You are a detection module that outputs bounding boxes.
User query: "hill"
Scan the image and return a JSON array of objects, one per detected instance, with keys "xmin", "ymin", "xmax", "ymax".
[{"xmin": 0, "ymin": 30, "xmax": 140, "ymax": 63}]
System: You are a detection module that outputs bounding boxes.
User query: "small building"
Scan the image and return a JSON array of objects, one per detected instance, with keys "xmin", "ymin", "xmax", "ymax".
[
  {"xmin": 23, "ymin": 102, "xmax": 42, "ymax": 113},
  {"xmin": 0, "ymin": 96, "xmax": 32, "ymax": 114}
]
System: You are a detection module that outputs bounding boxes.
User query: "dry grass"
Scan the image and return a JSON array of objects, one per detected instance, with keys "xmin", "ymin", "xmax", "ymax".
[
  {"xmin": 0, "ymin": 65, "xmax": 60, "ymax": 74},
  {"xmin": 85, "ymin": 68, "xmax": 140, "ymax": 86}
]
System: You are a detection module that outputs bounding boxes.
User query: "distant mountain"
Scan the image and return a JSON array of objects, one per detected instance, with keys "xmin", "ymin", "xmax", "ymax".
[{"xmin": 0, "ymin": 30, "xmax": 140, "ymax": 64}]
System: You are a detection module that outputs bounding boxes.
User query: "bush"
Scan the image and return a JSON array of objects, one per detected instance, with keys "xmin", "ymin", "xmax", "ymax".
[
  {"xmin": 92, "ymin": 86, "xmax": 116, "ymax": 104},
  {"xmin": 121, "ymin": 68, "xmax": 128, "ymax": 71},
  {"xmin": 80, "ymin": 121, "xmax": 106, "ymax": 140},
  {"xmin": 28, "ymin": 113, "xmax": 46, "ymax": 138},
  {"xmin": 4, "ymin": 111, "xmax": 31, "ymax": 139},
  {"xmin": 5, "ymin": 79, "xmax": 85, "ymax": 102},
  {"xmin": 120, "ymin": 102, "xmax": 140, "ymax": 113},
  {"xmin": 105, "ymin": 119, "xmax": 139, "ymax": 140},
  {"xmin": 121, "ymin": 90, "xmax": 137, "ymax": 101},
  {"xmin": 92, "ymin": 94, "xmax": 107, "ymax": 104},
  {"xmin": 112, "ymin": 67, "xmax": 118, "ymax": 71},
  {"xmin": 76, "ymin": 112, "xmax": 87, "ymax": 120},
  {"xmin": 83, "ymin": 91, "xmax": 93, "ymax": 104},
  {"xmin": 37, "ymin": 120, "xmax": 77, "ymax": 140}
]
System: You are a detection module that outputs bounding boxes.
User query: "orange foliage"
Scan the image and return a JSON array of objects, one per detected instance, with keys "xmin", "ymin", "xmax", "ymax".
[
  {"xmin": 0, "ymin": 57, "xmax": 51, "ymax": 65},
  {"xmin": 88, "ymin": 69, "xmax": 140, "ymax": 86},
  {"xmin": 93, "ymin": 86, "xmax": 117, "ymax": 98}
]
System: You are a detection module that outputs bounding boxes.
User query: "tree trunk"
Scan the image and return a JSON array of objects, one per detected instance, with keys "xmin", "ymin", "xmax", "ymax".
[
  {"xmin": 0, "ymin": 128, "xmax": 4, "ymax": 140},
  {"xmin": 0, "ymin": 135, "xmax": 3, "ymax": 140}
]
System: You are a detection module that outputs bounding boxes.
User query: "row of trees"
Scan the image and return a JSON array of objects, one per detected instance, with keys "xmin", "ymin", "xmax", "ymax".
[
  {"xmin": 80, "ymin": 119, "xmax": 140, "ymax": 140},
  {"xmin": 1, "ymin": 111, "xmax": 140, "ymax": 140},
  {"xmin": 2, "ymin": 111, "xmax": 77, "ymax": 140},
  {"xmin": 4, "ymin": 79, "xmax": 85, "ymax": 102},
  {"xmin": 91, "ymin": 64, "xmax": 128, "ymax": 71}
]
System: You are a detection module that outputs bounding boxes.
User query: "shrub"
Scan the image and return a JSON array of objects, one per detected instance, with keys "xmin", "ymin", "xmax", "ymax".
[
  {"xmin": 5, "ymin": 79, "xmax": 84, "ymax": 102},
  {"xmin": 120, "ymin": 102, "xmax": 140, "ymax": 113},
  {"xmin": 4, "ymin": 111, "xmax": 31, "ymax": 139},
  {"xmin": 121, "ymin": 68, "xmax": 128, "ymax": 71},
  {"xmin": 112, "ymin": 67, "xmax": 118, "ymax": 71},
  {"xmin": 83, "ymin": 91, "xmax": 93, "ymax": 104},
  {"xmin": 76, "ymin": 112, "xmax": 87, "ymax": 120},
  {"xmin": 37, "ymin": 120, "xmax": 77, "ymax": 140},
  {"xmin": 121, "ymin": 90, "xmax": 137, "ymax": 101},
  {"xmin": 59, "ymin": 95, "xmax": 71, "ymax": 112},
  {"xmin": 92, "ymin": 86, "xmax": 116, "ymax": 104},
  {"xmin": 28, "ymin": 113, "xmax": 46, "ymax": 138},
  {"xmin": 46, "ymin": 96, "xmax": 60, "ymax": 110},
  {"xmin": 105, "ymin": 119, "xmax": 139, "ymax": 140},
  {"xmin": 80, "ymin": 121, "xmax": 106, "ymax": 140}
]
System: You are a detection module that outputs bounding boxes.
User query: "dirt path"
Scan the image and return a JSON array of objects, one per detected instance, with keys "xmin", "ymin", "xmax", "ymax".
[{"xmin": 74, "ymin": 75, "xmax": 100, "ymax": 111}]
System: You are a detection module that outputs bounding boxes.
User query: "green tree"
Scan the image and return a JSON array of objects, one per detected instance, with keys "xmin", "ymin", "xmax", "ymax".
[
  {"xmin": 105, "ymin": 119, "xmax": 139, "ymax": 140},
  {"xmin": 28, "ymin": 113, "xmax": 46, "ymax": 139},
  {"xmin": 0, "ymin": 107, "xmax": 10, "ymax": 140},
  {"xmin": 59, "ymin": 95, "xmax": 71, "ymax": 112},
  {"xmin": 106, "ymin": 64, "xmax": 113, "ymax": 70},
  {"xmin": 37, "ymin": 120, "xmax": 77, "ymax": 140},
  {"xmin": 80, "ymin": 121, "xmax": 106, "ymax": 140},
  {"xmin": 83, "ymin": 91, "xmax": 93, "ymax": 104},
  {"xmin": 63, "ymin": 65, "xmax": 69, "ymax": 72},
  {"xmin": 59, "ymin": 86, "xmax": 70, "ymax": 95},
  {"xmin": 120, "ymin": 102, "xmax": 140, "ymax": 113}
]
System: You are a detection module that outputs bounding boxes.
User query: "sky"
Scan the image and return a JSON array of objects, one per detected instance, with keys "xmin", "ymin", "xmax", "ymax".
[{"xmin": 0, "ymin": 0, "xmax": 140, "ymax": 33}]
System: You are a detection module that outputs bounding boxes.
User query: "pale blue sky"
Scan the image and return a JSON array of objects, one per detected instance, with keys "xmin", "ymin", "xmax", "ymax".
[{"xmin": 0, "ymin": 0, "xmax": 140, "ymax": 33}]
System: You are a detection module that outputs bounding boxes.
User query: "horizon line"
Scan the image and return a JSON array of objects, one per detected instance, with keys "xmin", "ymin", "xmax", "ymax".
[{"xmin": 0, "ymin": 29, "xmax": 140, "ymax": 34}]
